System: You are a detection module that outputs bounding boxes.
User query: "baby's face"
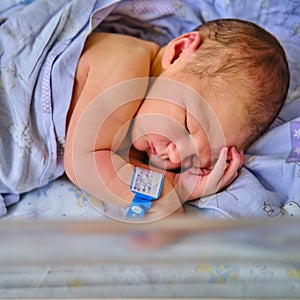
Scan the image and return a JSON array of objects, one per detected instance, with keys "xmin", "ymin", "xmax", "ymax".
[{"xmin": 131, "ymin": 77, "xmax": 236, "ymax": 172}]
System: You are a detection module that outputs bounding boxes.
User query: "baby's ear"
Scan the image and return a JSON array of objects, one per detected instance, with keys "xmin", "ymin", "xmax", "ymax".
[{"xmin": 162, "ymin": 31, "xmax": 201, "ymax": 69}]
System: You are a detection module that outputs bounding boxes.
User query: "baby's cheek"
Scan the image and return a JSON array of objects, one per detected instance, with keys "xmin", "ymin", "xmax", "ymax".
[{"xmin": 132, "ymin": 138, "xmax": 148, "ymax": 152}]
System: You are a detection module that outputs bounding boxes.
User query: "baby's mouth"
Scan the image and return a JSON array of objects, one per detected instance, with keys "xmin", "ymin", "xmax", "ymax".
[
  {"xmin": 149, "ymin": 142, "xmax": 157, "ymax": 155},
  {"xmin": 149, "ymin": 143, "xmax": 170, "ymax": 160}
]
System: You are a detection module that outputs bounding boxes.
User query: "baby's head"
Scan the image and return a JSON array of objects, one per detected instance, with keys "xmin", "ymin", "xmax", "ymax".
[
  {"xmin": 186, "ymin": 18, "xmax": 290, "ymax": 150},
  {"xmin": 131, "ymin": 18, "xmax": 290, "ymax": 173}
]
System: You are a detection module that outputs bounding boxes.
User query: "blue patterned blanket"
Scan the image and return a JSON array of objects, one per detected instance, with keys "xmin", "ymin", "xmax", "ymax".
[{"xmin": 0, "ymin": 0, "xmax": 300, "ymax": 219}]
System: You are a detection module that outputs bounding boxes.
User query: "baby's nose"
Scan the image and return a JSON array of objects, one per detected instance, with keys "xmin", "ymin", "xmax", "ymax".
[{"xmin": 167, "ymin": 142, "xmax": 181, "ymax": 164}]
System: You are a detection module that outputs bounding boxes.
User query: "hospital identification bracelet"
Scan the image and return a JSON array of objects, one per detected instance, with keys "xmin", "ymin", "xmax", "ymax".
[{"xmin": 126, "ymin": 167, "xmax": 164, "ymax": 219}]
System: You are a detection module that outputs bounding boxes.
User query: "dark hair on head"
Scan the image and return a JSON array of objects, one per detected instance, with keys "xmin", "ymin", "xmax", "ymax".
[{"xmin": 190, "ymin": 18, "xmax": 290, "ymax": 150}]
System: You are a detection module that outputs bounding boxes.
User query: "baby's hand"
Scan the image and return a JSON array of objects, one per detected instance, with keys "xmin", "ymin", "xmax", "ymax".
[{"xmin": 170, "ymin": 147, "xmax": 243, "ymax": 201}]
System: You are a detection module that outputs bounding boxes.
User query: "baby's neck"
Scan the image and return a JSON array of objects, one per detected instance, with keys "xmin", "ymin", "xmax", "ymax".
[{"xmin": 150, "ymin": 47, "xmax": 165, "ymax": 77}]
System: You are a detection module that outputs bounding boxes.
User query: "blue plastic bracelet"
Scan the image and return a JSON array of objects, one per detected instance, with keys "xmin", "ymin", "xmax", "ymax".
[{"xmin": 126, "ymin": 167, "xmax": 164, "ymax": 219}]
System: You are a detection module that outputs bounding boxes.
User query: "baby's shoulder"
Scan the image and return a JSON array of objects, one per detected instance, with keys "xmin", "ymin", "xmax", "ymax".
[{"xmin": 81, "ymin": 32, "xmax": 158, "ymax": 66}]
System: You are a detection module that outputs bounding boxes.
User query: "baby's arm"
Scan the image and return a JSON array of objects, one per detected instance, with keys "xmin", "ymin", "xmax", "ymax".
[
  {"xmin": 64, "ymin": 33, "xmax": 182, "ymax": 218},
  {"xmin": 127, "ymin": 146, "xmax": 243, "ymax": 219}
]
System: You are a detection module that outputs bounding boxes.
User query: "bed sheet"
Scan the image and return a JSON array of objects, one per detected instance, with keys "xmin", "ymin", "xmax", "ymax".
[
  {"xmin": 1, "ymin": 0, "xmax": 300, "ymax": 298},
  {"xmin": 0, "ymin": 0, "xmax": 299, "ymax": 219},
  {"xmin": 1, "ymin": 175, "xmax": 110, "ymax": 221}
]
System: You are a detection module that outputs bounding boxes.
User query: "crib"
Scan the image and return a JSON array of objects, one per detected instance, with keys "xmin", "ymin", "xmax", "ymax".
[{"xmin": 1, "ymin": 0, "xmax": 300, "ymax": 298}]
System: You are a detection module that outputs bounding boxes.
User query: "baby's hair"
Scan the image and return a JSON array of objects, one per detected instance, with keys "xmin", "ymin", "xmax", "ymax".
[{"xmin": 189, "ymin": 18, "xmax": 290, "ymax": 150}]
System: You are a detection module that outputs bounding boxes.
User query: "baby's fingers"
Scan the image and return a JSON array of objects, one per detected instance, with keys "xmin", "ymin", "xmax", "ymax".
[
  {"xmin": 220, "ymin": 147, "xmax": 244, "ymax": 189},
  {"xmin": 203, "ymin": 147, "xmax": 228, "ymax": 195}
]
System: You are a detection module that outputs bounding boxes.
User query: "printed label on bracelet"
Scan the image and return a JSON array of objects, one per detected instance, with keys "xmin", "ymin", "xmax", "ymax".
[{"xmin": 130, "ymin": 167, "xmax": 164, "ymax": 199}]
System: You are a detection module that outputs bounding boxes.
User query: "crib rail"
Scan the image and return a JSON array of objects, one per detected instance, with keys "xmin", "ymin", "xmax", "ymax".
[{"xmin": 1, "ymin": 217, "xmax": 299, "ymax": 267}]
